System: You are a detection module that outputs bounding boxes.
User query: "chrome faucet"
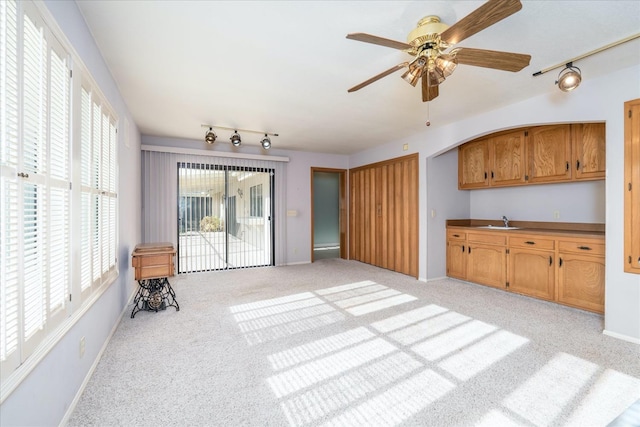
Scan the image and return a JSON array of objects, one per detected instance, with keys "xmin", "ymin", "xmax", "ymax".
[{"xmin": 502, "ymin": 216, "xmax": 510, "ymax": 227}]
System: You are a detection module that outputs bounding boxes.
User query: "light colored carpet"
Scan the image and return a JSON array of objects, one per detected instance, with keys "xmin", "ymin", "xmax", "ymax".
[{"xmin": 67, "ymin": 259, "xmax": 640, "ymax": 427}]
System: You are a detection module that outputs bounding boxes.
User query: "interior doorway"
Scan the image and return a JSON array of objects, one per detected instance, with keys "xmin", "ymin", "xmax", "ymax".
[{"xmin": 311, "ymin": 168, "xmax": 347, "ymax": 261}]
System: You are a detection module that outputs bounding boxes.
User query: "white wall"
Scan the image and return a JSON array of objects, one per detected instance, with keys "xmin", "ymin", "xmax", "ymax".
[
  {"xmin": 426, "ymin": 150, "xmax": 470, "ymax": 280},
  {"xmin": 350, "ymin": 64, "xmax": 640, "ymax": 342},
  {"xmin": 0, "ymin": 1, "xmax": 142, "ymax": 426},
  {"xmin": 469, "ymin": 180, "xmax": 605, "ymax": 223}
]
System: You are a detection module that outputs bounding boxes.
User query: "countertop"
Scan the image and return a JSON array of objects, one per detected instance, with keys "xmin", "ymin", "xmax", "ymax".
[{"xmin": 446, "ymin": 219, "xmax": 605, "ymax": 239}]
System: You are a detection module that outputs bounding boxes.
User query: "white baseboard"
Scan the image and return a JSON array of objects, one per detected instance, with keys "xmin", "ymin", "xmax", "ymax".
[
  {"xmin": 426, "ymin": 276, "xmax": 447, "ymax": 282},
  {"xmin": 602, "ymin": 329, "xmax": 640, "ymax": 345},
  {"xmin": 286, "ymin": 261, "xmax": 312, "ymax": 266},
  {"xmin": 58, "ymin": 287, "xmax": 138, "ymax": 427}
]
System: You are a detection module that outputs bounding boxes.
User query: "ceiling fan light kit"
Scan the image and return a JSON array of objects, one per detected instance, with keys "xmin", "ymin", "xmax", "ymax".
[
  {"xmin": 201, "ymin": 124, "xmax": 278, "ymax": 149},
  {"xmin": 346, "ymin": 0, "xmax": 531, "ymax": 109}
]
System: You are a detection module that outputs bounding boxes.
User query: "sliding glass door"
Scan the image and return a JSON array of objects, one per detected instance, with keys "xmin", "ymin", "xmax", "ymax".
[{"xmin": 177, "ymin": 162, "xmax": 274, "ymax": 273}]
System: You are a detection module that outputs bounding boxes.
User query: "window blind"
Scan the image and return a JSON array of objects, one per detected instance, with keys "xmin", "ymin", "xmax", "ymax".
[{"xmin": 0, "ymin": 0, "xmax": 118, "ymax": 391}]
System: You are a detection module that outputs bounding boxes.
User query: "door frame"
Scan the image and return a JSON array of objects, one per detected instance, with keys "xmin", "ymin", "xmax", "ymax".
[{"xmin": 310, "ymin": 167, "xmax": 347, "ymax": 262}]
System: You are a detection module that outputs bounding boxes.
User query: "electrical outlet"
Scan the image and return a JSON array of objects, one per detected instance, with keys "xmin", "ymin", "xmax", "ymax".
[
  {"xmin": 80, "ymin": 336, "xmax": 85, "ymax": 358},
  {"xmin": 403, "ymin": 143, "xmax": 409, "ymax": 151},
  {"xmin": 553, "ymin": 210, "xmax": 560, "ymax": 219}
]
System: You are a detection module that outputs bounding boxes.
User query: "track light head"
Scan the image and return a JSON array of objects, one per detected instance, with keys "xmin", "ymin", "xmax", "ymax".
[
  {"xmin": 261, "ymin": 134, "xmax": 271, "ymax": 149},
  {"xmin": 205, "ymin": 127, "xmax": 217, "ymax": 144},
  {"xmin": 230, "ymin": 130, "xmax": 241, "ymax": 147},
  {"xmin": 556, "ymin": 62, "xmax": 582, "ymax": 92}
]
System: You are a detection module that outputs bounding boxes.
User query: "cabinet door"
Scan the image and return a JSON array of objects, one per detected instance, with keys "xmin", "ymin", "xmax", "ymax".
[
  {"xmin": 447, "ymin": 240, "xmax": 467, "ymax": 279},
  {"xmin": 467, "ymin": 243, "xmax": 506, "ymax": 288},
  {"xmin": 490, "ymin": 130, "xmax": 526, "ymax": 187},
  {"xmin": 558, "ymin": 253, "xmax": 605, "ymax": 313},
  {"xmin": 508, "ymin": 248, "xmax": 555, "ymax": 301},
  {"xmin": 625, "ymin": 99, "xmax": 640, "ymax": 274},
  {"xmin": 459, "ymin": 139, "xmax": 489, "ymax": 189},
  {"xmin": 528, "ymin": 125, "xmax": 572, "ymax": 183},
  {"xmin": 573, "ymin": 123, "xmax": 606, "ymax": 180}
]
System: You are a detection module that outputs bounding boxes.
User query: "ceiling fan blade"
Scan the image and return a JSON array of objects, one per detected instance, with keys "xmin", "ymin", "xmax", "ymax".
[
  {"xmin": 455, "ymin": 47, "xmax": 531, "ymax": 72},
  {"xmin": 422, "ymin": 77, "xmax": 439, "ymax": 102},
  {"xmin": 348, "ymin": 63, "xmax": 409, "ymax": 93},
  {"xmin": 346, "ymin": 33, "xmax": 412, "ymax": 51},
  {"xmin": 440, "ymin": 0, "xmax": 522, "ymax": 45}
]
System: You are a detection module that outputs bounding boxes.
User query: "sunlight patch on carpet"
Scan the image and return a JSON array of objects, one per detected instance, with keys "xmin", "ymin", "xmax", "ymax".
[
  {"xmin": 321, "ymin": 369, "xmax": 455, "ymax": 427},
  {"xmin": 387, "ymin": 311, "xmax": 471, "ymax": 346},
  {"xmin": 268, "ymin": 327, "xmax": 376, "ymax": 371},
  {"xmin": 503, "ymin": 352, "xmax": 598, "ymax": 425},
  {"xmin": 267, "ymin": 338, "xmax": 398, "ymax": 398},
  {"xmin": 230, "ymin": 291, "xmax": 316, "ymax": 313},
  {"xmin": 346, "ymin": 294, "xmax": 418, "ymax": 316},
  {"xmin": 565, "ymin": 369, "xmax": 640, "ymax": 426},
  {"xmin": 333, "ymin": 289, "xmax": 402, "ymax": 309},
  {"xmin": 411, "ymin": 319, "xmax": 498, "ymax": 362},
  {"xmin": 280, "ymin": 352, "xmax": 422, "ymax": 427},
  {"xmin": 243, "ymin": 311, "xmax": 345, "ymax": 345},
  {"xmin": 438, "ymin": 330, "xmax": 529, "ymax": 381},
  {"xmin": 370, "ymin": 304, "xmax": 448, "ymax": 333}
]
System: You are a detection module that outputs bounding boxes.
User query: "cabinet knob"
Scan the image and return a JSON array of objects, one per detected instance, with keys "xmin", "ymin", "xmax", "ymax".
[
  {"xmin": 576, "ymin": 160, "xmax": 580, "ymax": 170},
  {"xmin": 525, "ymin": 241, "xmax": 535, "ymax": 245},
  {"xmin": 559, "ymin": 257, "xmax": 563, "ymax": 267},
  {"xmin": 462, "ymin": 245, "xmax": 465, "ymax": 252},
  {"xmin": 578, "ymin": 246, "xmax": 592, "ymax": 251},
  {"xmin": 549, "ymin": 256, "xmax": 552, "ymax": 266},
  {"xmin": 566, "ymin": 161, "xmax": 569, "ymax": 171}
]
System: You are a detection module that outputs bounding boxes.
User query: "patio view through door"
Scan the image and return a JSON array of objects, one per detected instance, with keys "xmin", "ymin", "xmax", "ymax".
[{"xmin": 178, "ymin": 162, "xmax": 274, "ymax": 273}]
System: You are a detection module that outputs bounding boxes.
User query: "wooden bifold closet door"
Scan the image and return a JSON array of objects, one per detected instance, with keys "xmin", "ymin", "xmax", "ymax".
[{"xmin": 349, "ymin": 154, "xmax": 419, "ymax": 277}]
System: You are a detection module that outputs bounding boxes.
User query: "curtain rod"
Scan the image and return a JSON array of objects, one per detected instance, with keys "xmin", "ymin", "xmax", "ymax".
[
  {"xmin": 532, "ymin": 32, "xmax": 640, "ymax": 76},
  {"xmin": 141, "ymin": 144, "xmax": 290, "ymax": 162}
]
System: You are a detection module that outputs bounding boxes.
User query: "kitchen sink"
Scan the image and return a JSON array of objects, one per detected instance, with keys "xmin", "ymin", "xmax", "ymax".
[{"xmin": 476, "ymin": 225, "xmax": 521, "ymax": 230}]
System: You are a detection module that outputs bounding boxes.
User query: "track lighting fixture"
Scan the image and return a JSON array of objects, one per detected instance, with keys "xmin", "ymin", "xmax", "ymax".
[
  {"xmin": 230, "ymin": 130, "xmax": 242, "ymax": 147},
  {"xmin": 532, "ymin": 33, "xmax": 640, "ymax": 92},
  {"xmin": 555, "ymin": 63, "xmax": 581, "ymax": 92},
  {"xmin": 201, "ymin": 124, "xmax": 278, "ymax": 148},
  {"xmin": 204, "ymin": 127, "xmax": 217, "ymax": 144},
  {"xmin": 261, "ymin": 134, "xmax": 271, "ymax": 150}
]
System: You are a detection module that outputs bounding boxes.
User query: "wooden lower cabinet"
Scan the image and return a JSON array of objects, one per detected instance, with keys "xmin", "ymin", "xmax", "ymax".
[
  {"xmin": 468, "ymin": 243, "xmax": 505, "ymax": 288},
  {"xmin": 557, "ymin": 237, "xmax": 605, "ymax": 313},
  {"xmin": 508, "ymin": 248, "xmax": 555, "ymax": 301},
  {"xmin": 557, "ymin": 253, "xmax": 605, "ymax": 313},
  {"xmin": 446, "ymin": 230, "xmax": 467, "ymax": 280},
  {"xmin": 446, "ymin": 227, "xmax": 604, "ymax": 313}
]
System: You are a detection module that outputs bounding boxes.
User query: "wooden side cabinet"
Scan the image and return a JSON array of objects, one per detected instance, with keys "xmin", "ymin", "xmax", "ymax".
[
  {"xmin": 557, "ymin": 238, "xmax": 605, "ymax": 313},
  {"xmin": 507, "ymin": 235, "xmax": 555, "ymax": 301},
  {"xmin": 625, "ymin": 99, "xmax": 640, "ymax": 274}
]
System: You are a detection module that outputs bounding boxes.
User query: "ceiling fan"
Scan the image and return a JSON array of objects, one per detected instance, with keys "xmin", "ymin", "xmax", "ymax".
[{"xmin": 346, "ymin": 0, "xmax": 531, "ymax": 103}]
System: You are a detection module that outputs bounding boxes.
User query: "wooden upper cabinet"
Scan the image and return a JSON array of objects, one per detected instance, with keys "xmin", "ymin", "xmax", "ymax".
[
  {"xmin": 458, "ymin": 139, "xmax": 489, "ymax": 189},
  {"xmin": 624, "ymin": 99, "xmax": 640, "ymax": 274},
  {"xmin": 490, "ymin": 130, "xmax": 527, "ymax": 187},
  {"xmin": 527, "ymin": 125, "xmax": 572, "ymax": 183},
  {"xmin": 573, "ymin": 123, "xmax": 606, "ymax": 180}
]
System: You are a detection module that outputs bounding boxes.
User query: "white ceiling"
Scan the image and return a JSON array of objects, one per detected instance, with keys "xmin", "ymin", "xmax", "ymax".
[{"xmin": 76, "ymin": 1, "xmax": 640, "ymax": 155}]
